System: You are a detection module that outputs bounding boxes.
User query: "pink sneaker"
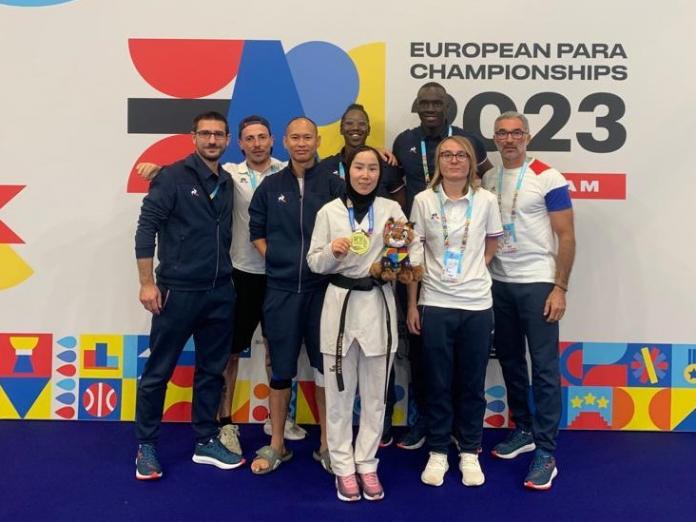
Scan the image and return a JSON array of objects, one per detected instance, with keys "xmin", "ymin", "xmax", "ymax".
[
  {"xmin": 335, "ymin": 474, "xmax": 361, "ymax": 502},
  {"xmin": 359, "ymin": 471, "xmax": 384, "ymax": 501}
]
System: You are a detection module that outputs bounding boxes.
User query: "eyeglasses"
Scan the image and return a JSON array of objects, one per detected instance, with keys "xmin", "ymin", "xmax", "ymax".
[
  {"xmin": 494, "ymin": 129, "xmax": 527, "ymax": 140},
  {"xmin": 439, "ymin": 151, "xmax": 469, "ymax": 162},
  {"xmin": 194, "ymin": 130, "xmax": 228, "ymax": 140}
]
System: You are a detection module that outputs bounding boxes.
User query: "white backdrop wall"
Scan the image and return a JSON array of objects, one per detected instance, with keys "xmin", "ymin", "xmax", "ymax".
[{"xmin": 1, "ymin": 1, "xmax": 695, "ymax": 430}]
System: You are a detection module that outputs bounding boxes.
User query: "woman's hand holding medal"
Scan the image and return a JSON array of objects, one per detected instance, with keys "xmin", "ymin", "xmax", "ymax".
[{"xmin": 331, "ymin": 237, "xmax": 352, "ymax": 259}]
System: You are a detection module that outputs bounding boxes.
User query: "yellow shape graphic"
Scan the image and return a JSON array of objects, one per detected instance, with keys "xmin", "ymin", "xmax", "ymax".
[
  {"xmin": 0, "ymin": 385, "xmax": 19, "ymax": 419},
  {"xmin": 350, "ymin": 43, "xmax": 386, "ymax": 150},
  {"xmin": 583, "ymin": 392, "xmax": 596, "ymax": 405},
  {"xmin": 120, "ymin": 379, "xmax": 137, "ymax": 421},
  {"xmin": 80, "ymin": 335, "xmax": 124, "ymax": 378},
  {"xmin": 683, "ymin": 363, "xmax": 696, "ymax": 384},
  {"xmin": 392, "ymin": 405, "xmax": 406, "ymax": 426},
  {"xmin": 316, "ymin": 42, "xmax": 386, "ymax": 159},
  {"xmin": 25, "ymin": 381, "xmax": 51, "ymax": 419},
  {"xmin": 618, "ymin": 387, "xmax": 662, "ymax": 430},
  {"xmin": 571, "ymin": 396, "xmax": 583, "ymax": 408},
  {"xmin": 597, "ymin": 396, "xmax": 609, "ymax": 409},
  {"xmin": 640, "ymin": 347, "xmax": 658, "ymax": 384},
  {"xmin": 0, "ymin": 244, "xmax": 33, "ymax": 290},
  {"xmin": 295, "ymin": 383, "xmax": 317, "ymax": 424},
  {"xmin": 231, "ymin": 379, "xmax": 250, "ymax": 422},
  {"xmin": 670, "ymin": 388, "xmax": 696, "ymax": 430},
  {"xmin": 164, "ymin": 380, "xmax": 192, "ymax": 411},
  {"xmin": 9, "ymin": 336, "xmax": 39, "ymax": 351}
]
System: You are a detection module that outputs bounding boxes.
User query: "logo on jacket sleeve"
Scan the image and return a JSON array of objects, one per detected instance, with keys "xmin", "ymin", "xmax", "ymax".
[
  {"xmin": 277, "ymin": 194, "xmax": 287, "ymax": 203},
  {"xmin": 191, "ymin": 188, "xmax": 199, "ymax": 197}
]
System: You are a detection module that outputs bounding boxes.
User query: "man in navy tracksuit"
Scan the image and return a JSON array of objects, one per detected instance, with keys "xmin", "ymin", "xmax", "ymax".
[
  {"xmin": 248, "ymin": 117, "xmax": 345, "ymax": 474},
  {"xmin": 133, "ymin": 111, "xmax": 243, "ymax": 480}
]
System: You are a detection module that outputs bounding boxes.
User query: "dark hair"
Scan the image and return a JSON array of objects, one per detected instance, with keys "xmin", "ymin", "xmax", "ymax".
[
  {"xmin": 345, "ymin": 145, "xmax": 382, "ymax": 175},
  {"xmin": 285, "ymin": 116, "xmax": 318, "ymax": 134},
  {"xmin": 238, "ymin": 115, "xmax": 272, "ymax": 138},
  {"xmin": 417, "ymin": 81, "xmax": 447, "ymax": 95},
  {"xmin": 340, "ymin": 103, "xmax": 370, "ymax": 126},
  {"xmin": 192, "ymin": 111, "xmax": 229, "ymax": 135}
]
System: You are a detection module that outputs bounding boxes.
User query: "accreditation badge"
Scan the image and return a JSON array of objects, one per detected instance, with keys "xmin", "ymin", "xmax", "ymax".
[
  {"xmin": 441, "ymin": 250, "xmax": 463, "ymax": 282},
  {"xmin": 499, "ymin": 223, "xmax": 518, "ymax": 254},
  {"xmin": 349, "ymin": 230, "xmax": 371, "ymax": 255}
]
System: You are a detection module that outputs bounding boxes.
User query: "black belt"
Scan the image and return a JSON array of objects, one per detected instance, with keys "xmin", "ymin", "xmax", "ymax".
[{"xmin": 329, "ymin": 274, "xmax": 393, "ymax": 402}]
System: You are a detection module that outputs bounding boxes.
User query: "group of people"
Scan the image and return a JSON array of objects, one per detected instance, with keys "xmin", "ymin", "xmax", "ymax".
[{"xmin": 132, "ymin": 81, "xmax": 576, "ymax": 500}]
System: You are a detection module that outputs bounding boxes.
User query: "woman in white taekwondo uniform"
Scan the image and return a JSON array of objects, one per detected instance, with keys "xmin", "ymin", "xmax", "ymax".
[
  {"xmin": 407, "ymin": 135, "xmax": 503, "ymax": 488},
  {"xmin": 307, "ymin": 145, "xmax": 407, "ymax": 503}
]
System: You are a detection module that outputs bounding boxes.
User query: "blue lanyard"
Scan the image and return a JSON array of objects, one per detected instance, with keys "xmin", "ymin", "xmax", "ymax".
[
  {"xmin": 436, "ymin": 188, "xmax": 474, "ymax": 252},
  {"xmin": 497, "ymin": 159, "xmax": 529, "ymax": 223},
  {"xmin": 338, "ymin": 162, "xmax": 346, "ymax": 179},
  {"xmin": 247, "ymin": 167, "xmax": 258, "ymax": 190},
  {"xmin": 347, "ymin": 199, "xmax": 374, "ymax": 234},
  {"xmin": 209, "ymin": 184, "xmax": 220, "ymax": 199},
  {"xmin": 420, "ymin": 126, "xmax": 452, "ymax": 184}
]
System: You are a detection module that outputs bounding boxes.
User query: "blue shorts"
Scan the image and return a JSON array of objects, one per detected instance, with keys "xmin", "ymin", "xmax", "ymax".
[{"xmin": 263, "ymin": 287, "xmax": 325, "ymax": 380}]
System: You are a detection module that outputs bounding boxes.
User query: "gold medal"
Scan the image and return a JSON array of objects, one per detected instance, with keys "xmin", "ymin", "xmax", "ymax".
[{"xmin": 350, "ymin": 230, "xmax": 371, "ymax": 255}]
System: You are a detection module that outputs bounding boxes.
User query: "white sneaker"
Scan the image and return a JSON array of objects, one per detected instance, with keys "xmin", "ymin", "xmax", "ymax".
[
  {"xmin": 459, "ymin": 452, "xmax": 485, "ymax": 486},
  {"xmin": 263, "ymin": 419, "xmax": 307, "ymax": 441},
  {"xmin": 421, "ymin": 452, "xmax": 449, "ymax": 486}
]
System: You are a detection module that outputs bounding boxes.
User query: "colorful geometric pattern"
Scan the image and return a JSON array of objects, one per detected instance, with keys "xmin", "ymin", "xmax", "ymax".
[
  {"xmin": 0, "ymin": 185, "xmax": 33, "ymax": 290},
  {"xmin": 2, "ymin": 337, "xmax": 696, "ymax": 432},
  {"xmin": 126, "ymin": 38, "xmax": 386, "ymax": 193}
]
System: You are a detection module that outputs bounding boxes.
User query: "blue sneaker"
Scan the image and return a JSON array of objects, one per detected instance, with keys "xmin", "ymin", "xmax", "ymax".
[
  {"xmin": 136, "ymin": 443, "xmax": 163, "ymax": 480},
  {"xmin": 524, "ymin": 450, "xmax": 558, "ymax": 490},
  {"xmin": 193, "ymin": 437, "xmax": 245, "ymax": 470},
  {"xmin": 491, "ymin": 429, "xmax": 536, "ymax": 459}
]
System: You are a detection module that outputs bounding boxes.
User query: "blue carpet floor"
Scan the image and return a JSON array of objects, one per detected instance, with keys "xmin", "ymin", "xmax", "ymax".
[{"xmin": 1, "ymin": 421, "xmax": 693, "ymax": 522}]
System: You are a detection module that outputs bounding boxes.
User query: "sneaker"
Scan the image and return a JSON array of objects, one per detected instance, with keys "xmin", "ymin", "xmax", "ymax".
[
  {"xmin": 218, "ymin": 424, "xmax": 242, "ymax": 455},
  {"xmin": 263, "ymin": 418, "xmax": 307, "ymax": 441},
  {"xmin": 135, "ymin": 443, "xmax": 163, "ymax": 480},
  {"xmin": 420, "ymin": 452, "xmax": 449, "ymax": 486},
  {"xmin": 359, "ymin": 471, "xmax": 385, "ymax": 501},
  {"xmin": 524, "ymin": 451, "xmax": 558, "ymax": 490},
  {"xmin": 335, "ymin": 474, "xmax": 361, "ymax": 502},
  {"xmin": 459, "ymin": 452, "xmax": 485, "ymax": 486},
  {"xmin": 192, "ymin": 437, "xmax": 245, "ymax": 470},
  {"xmin": 491, "ymin": 429, "xmax": 536, "ymax": 459},
  {"xmin": 396, "ymin": 427, "xmax": 426, "ymax": 450},
  {"xmin": 379, "ymin": 431, "xmax": 394, "ymax": 448}
]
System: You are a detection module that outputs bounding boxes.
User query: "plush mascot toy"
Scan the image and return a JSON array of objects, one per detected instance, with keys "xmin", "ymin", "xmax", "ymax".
[{"xmin": 370, "ymin": 218, "xmax": 424, "ymax": 284}]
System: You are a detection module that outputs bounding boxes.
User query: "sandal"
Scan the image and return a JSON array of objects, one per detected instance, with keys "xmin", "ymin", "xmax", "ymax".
[
  {"xmin": 312, "ymin": 448, "xmax": 334, "ymax": 475},
  {"xmin": 251, "ymin": 445, "xmax": 293, "ymax": 475}
]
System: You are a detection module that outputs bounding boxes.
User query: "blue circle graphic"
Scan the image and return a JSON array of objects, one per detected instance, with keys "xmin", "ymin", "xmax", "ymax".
[{"xmin": 286, "ymin": 41, "xmax": 359, "ymax": 126}]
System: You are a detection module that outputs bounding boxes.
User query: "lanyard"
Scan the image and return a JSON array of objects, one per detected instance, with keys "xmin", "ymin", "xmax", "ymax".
[
  {"xmin": 421, "ymin": 125, "xmax": 452, "ymax": 184},
  {"xmin": 436, "ymin": 188, "xmax": 474, "ymax": 252},
  {"xmin": 497, "ymin": 159, "xmax": 529, "ymax": 223},
  {"xmin": 338, "ymin": 162, "xmax": 346, "ymax": 179},
  {"xmin": 347, "ymin": 198, "xmax": 374, "ymax": 234},
  {"xmin": 246, "ymin": 167, "xmax": 258, "ymax": 190}
]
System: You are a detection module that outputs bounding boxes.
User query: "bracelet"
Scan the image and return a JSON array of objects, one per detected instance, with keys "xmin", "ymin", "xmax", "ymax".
[{"xmin": 554, "ymin": 283, "xmax": 568, "ymax": 292}]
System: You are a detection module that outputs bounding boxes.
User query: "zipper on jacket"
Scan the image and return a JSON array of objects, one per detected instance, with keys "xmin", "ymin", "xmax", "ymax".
[
  {"xmin": 297, "ymin": 184, "xmax": 304, "ymax": 294},
  {"xmin": 213, "ymin": 219, "xmax": 220, "ymax": 289}
]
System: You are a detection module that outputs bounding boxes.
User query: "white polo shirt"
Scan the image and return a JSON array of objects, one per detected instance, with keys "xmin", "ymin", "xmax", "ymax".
[
  {"xmin": 225, "ymin": 158, "xmax": 285, "ymax": 274},
  {"xmin": 409, "ymin": 186, "xmax": 503, "ymax": 311},
  {"xmin": 481, "ymin": 157, "xmax": 571, "ymax": 283}
]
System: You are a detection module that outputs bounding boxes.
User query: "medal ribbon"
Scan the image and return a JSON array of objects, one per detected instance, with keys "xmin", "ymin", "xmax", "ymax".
[{"xmin": 347, "ymin": 198, "xmax": 374, "ymax": 234}]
